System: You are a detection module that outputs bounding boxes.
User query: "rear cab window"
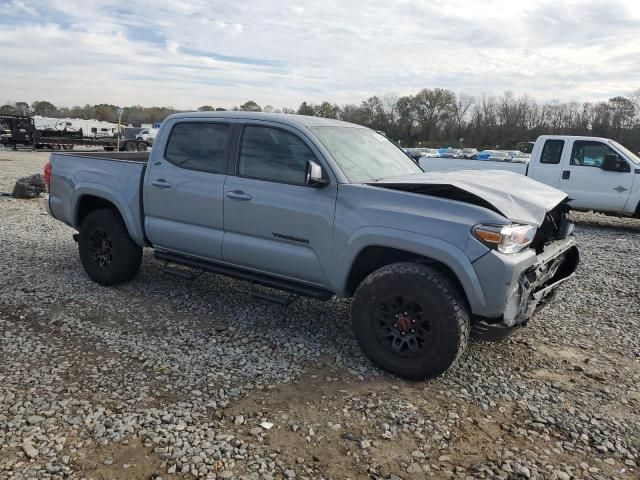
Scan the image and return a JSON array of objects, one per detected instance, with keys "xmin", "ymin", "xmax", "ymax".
[
  {"xmin": 165, "ymin": 122, "xmax": 230, "ymax": 174},
  {"xmin": 540, "ymin": 139, "xmax": 565, "ymax": 164}
]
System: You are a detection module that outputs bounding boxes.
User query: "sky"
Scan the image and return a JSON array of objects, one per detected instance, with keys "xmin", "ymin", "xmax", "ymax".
[{"xmin": 0, "ymin": 0, "xmax": 639, "ymax": 109}]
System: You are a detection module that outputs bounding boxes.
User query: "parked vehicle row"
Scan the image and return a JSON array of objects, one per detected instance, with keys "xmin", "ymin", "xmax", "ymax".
[
  {"xmin": 405, "ymin": 146, "xmax": 529, "ymax": 163},
  {"xmin": 44, "ymin": 112, "xmax": 578, "ymax": 380}
]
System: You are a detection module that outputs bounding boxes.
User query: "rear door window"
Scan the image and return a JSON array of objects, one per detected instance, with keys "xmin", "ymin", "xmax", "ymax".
[
  {"xmin": 165, "ymin": 123, "xmax": 229, "ymax": 174},
  {"xmin": 540, "ymin": 139, "xmax": 564, "ymax": 164}
]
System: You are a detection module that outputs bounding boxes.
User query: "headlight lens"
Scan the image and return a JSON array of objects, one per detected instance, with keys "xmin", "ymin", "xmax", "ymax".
[{"xmin": 473, "ymin": 224, "xmax": 536, "ymax": 254}]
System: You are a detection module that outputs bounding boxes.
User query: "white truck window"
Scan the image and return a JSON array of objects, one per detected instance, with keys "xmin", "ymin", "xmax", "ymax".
[
  {"xmin": 540, "ymin": 140, "xmax": 564, "ymax": 164},
  {"xmin": 570, "ymin": 140, "xmax": 617, "ymax": 168}
]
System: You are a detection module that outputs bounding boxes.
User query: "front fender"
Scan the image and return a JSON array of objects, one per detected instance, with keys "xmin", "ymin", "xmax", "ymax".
[{"xmin": 332, "ymin": 226, "xmax": 486, "ymax": 312}]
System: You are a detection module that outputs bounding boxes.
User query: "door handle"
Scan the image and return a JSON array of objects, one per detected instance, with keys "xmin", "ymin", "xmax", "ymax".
[
  {"xmin": 151, "ymin": 179, "xmax": 172, "ymax": 188},
  {"xmin": 562, "ymin": 170, "xmax": 570, "ymax": 180},
  {"xmin": 225, "ymin": 190, "xmax": 252, "ymax": 201},
  {"xmin": 614, "ymin": 186, "xmax": 628, "ymax": 192}
]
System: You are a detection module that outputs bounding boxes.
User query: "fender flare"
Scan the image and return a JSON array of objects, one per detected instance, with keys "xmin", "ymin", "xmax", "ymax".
[
  {"xmin": 73, "ymin": 184, "xmax": 145, "ymax": 245},
  {"xmin": 333, "ymin": 226, "xmax": 486, "ymax": 312}
]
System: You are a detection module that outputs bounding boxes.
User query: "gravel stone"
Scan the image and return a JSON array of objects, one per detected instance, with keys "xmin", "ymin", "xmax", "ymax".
[{"xmin": 0, "ymin": 151, "xmax": 638, "ymax": 480}]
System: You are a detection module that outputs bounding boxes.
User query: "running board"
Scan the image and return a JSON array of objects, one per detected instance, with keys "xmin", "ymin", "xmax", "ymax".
[
  {"xmin": 153, "ymin": 250, "xmax": 333, "ymax": 302},
  {"xmin": 161, "ymin": 265, "xmax": 202, "ymax": 281},
  {"xmin": 250, "ymin": 282, "xmax": 299, "ymax": 306}
]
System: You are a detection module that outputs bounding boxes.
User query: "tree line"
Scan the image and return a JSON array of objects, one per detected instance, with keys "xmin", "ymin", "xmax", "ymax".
[{"xmin": 2, "ymin": 89, "xmax": 639, "ymax": 150}]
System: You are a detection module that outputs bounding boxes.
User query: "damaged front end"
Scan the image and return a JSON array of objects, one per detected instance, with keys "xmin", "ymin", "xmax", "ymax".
[{"xmin": 473, "ymin": 202, "xmax": 579, "ymax": 340}]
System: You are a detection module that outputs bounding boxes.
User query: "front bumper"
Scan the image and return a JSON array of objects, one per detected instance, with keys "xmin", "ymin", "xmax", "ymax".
[{"xmin": 472, "ymin": 237, "xmax": 579, "ymax": 331}]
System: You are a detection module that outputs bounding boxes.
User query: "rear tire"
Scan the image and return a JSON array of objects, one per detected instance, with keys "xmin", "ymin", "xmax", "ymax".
[
  {"xmin": 78, "ymin": 208, "xmax": 142, "ymax": 286},
  {"xmin": 351, "ymin": 262, "xmax": 470, "ymax": 380}
]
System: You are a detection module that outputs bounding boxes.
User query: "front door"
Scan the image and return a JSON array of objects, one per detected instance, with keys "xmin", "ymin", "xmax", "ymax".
[
  {"xmin": 560, "ymin": 140, "xmax": 634, "ymax": 212},
  {"xmin": 222, "ymin": 124, "xmax": 337, "ymax": 286},
  {"xmin": 144, "ymin": 121, "xmax": 231, "ymax": 260}
]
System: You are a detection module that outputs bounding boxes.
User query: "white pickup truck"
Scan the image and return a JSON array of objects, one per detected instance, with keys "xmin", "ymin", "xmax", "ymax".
[{"xmin": 420, "ymin": 135, "xmax": 640, "ymax": 217}]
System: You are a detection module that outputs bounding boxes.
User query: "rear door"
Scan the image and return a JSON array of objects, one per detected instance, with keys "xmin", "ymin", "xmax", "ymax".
[
  {"xmin": 528, "ymin": 138, "xmax": 564, "ymax": 188},
  {"xmin": 222, "ymin": 123, "xmax": 337, "ymax": 286},
  {"xmin": 144, "ymin": 120, "xmax": 231, "ymax": 260},
  {"xmin": 559, "ymin": 140, "xmax": 634, "ymax": 212}
]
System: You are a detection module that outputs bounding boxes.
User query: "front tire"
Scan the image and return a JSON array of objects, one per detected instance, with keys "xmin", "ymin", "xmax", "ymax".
[
  {"xmin": 78, "ymin": 208, "xmax": 142, "ymax": 286},
  {"xmin": 351, "ymin": 262, "xmax": 470, "ymax": 380}
]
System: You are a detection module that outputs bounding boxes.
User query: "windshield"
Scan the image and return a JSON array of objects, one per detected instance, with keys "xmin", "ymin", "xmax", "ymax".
[
  {"xmin": 310, "ymin": 126, "xmax": 423, "ymax": 182},
  {"xmin": 610, "ymin": 140, "xmax": 640, "ymax": 165}
]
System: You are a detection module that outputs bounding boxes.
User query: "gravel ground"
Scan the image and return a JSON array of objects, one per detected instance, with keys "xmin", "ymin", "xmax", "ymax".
[{"xmin": 1, "ymin": 150, "xmax": 639, "ymax": 480}]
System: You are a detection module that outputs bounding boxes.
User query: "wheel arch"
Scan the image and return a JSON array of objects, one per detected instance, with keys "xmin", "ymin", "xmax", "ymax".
[
  {"xmin": 335, "ymin": 227, "xmax": 486, "ymax": 313},
  {"xmin": 344, "ymin": 245, "xmax": 467, "ymax": 302},
  {"xmin": 73, "ymin": 188, "xmax": 144, "ymax": 245},
  {"xmin": 76, "ymin": 194, "xmax": 118, "ymax": 226}
]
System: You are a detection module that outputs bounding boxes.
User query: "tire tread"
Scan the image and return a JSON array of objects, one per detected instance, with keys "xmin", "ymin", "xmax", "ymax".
[{"xmin": 352, "ymin": 262, "xmax": 470, "ymax": 379}]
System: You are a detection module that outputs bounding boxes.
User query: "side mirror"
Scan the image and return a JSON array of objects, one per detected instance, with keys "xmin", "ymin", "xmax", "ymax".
[
  {"xmin": 601, "ymin": 153, "xmax": 630, "ymax": 172},
  {"xmin": 305, "ymin": 160, "xmax": 329, "ymax": 187}
]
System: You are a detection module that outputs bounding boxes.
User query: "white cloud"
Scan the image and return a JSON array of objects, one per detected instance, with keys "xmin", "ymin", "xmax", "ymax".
[{"xmin": 0, "ymin": 0, "xmax": 639, "ymax": 108}]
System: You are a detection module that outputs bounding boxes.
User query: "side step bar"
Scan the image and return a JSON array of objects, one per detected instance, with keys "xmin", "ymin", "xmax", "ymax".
[{"xmin": 153, "ymin": 250, "xmax": 333, "ymax": 302}]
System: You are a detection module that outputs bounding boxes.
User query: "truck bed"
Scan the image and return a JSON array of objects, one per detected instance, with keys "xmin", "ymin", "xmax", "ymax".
[
  {"xmin": 55, "ymin": 151, "xmax": 150, "ymax": 163},
  {"xmin": 47, "ymin": 151, "xmax": 149, "ymax": 245}
]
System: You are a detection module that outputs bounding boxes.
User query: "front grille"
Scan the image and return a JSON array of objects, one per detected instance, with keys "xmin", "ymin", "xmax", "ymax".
[{"xmin": 530, "ymin": 200, "xmax": 572, "ymax": 254}]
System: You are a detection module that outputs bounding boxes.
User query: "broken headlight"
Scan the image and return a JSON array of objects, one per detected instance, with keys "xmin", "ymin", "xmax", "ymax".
[{"xmin": 473, "ymin": 224, "xmax": 536, "ymax": 254}]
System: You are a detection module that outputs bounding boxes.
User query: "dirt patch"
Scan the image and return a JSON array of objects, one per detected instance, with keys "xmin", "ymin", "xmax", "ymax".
[
  {"xmin": 73, "ymin": 439, "xmax": 185, "ymax": 480},
  {"xmin": 224, "ymin": 368, "xmax": 530, "ymax": 479}
]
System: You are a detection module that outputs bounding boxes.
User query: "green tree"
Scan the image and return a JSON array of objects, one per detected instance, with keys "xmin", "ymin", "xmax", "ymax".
[
  {"xmin": 360, "ymin": 96, "xmax": 387, "ymax": 131},
  {"xmin": 198, "ymin": 105, "xmax": 215, "ymax": 111},
  {"xmin": 11, "ymin": 102, "xmax": 31, "ymax": 116},
  {"xmin": 240, "ymin": 100, "xmax": 261, "ymax": 112},
  {"xmin": 0, "ymin": 104, "xmax": 17, "ymax": 115},
  {"xmin": 297, "ymin": 101, "xmax": 316, "ymax": 116},
  {"xmin": 31, "ymin": 100, "xmax": 58, "ymax": 117},
  {"xmin": 94, "ymin": 104, "xmax": 118, "ymax": 122},
  {"xmin": 314, "ymin": 101, "xmax": 340, "ymax": 119},
  {"xmin": 413, "ymin": 88, "xmax": 456, "ymax": 141}
]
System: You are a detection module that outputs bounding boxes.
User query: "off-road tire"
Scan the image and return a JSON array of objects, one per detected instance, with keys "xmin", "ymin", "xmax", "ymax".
[
  {"xmin": 351, "ymin": 262, "xmax": 470, "ymax": 380},
  {"xmin": 78, "ymin": 208, "xmax": 142, "ymax": 286}
]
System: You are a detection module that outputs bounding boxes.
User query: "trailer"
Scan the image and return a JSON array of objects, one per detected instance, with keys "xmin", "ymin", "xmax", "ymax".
[
  {"xmin": 35, "ymin": 133, "xmax": 150, "ymax": 152},
  {"xmin": 35, "ymin": 126, "xmax": 148, "ymax": 151},
  {"xmin": 1, "ymin": 114, "xmax": 149, "ymax": 151},
  {"xmin": 33, "ymin": 116, "xmax": 123, "ymax": 139}
]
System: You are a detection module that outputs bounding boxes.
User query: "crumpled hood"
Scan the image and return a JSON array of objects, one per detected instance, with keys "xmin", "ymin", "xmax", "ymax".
[{"xmin": 369, "ymin": 170, "xmax": 568, "ymax": 226}]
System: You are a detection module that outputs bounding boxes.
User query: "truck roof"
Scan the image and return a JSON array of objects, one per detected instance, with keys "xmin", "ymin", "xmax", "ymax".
[
  {"xmin": 165, "ymin": 111, "xmax": 363, "ymax": 129},
  {"xmin": 536, "ymin": 134, "xmax": 616, "ymax": 143}
]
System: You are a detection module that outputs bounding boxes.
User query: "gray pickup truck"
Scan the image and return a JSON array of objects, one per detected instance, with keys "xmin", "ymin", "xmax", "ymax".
[{"xmin": 44, "ymin": 112, "xmax": 579, "ymax": 379}]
